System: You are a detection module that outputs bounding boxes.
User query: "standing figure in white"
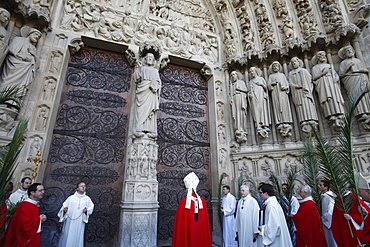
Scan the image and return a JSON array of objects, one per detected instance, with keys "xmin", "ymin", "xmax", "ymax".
[{"xmin": 58, "ymin": 182, "xmax": 94, "ymax": 247}]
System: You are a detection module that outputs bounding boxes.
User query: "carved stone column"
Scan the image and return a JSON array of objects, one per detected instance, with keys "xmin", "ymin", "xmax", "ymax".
[
  {"xmin": 118, "ymin": 42, "xmax": 166, "ymax": 247},
  {"xmin": 118, "ymin": 137, "xmax": 159, "ymax": 247}
]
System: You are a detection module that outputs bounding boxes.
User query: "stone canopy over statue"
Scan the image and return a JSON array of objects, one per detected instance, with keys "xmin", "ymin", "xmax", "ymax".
[{"xmin": 132, "ymin": 42, "xmax": 169, "ymax": 139}]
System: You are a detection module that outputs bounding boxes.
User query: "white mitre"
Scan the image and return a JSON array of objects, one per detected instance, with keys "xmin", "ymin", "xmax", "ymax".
[
  {"xmin": 183, "ymin": 172, "xmax": 203, "ymax": 210},
  {"xmin": 358, "ymin": 172, "xmax": 370, "ymax": 190}
]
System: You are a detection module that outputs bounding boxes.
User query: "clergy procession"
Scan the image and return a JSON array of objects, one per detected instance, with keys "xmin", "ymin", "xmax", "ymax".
[
  {"xmin": 1, "ymin": 180, "xmax": 93, "ymax": 247},
  {"xmin": 1, "ymin": 172, "xmax": 370, "ymax": 247},
  {"xmin": 221, "ymin": 174, "xmax": 370, "ymax": 247}
]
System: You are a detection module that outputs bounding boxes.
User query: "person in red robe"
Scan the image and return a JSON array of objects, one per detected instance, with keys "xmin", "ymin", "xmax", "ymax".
[
  {"xmin": 357, "ymin": 172, "xmax": 370, "ymax": 244},
  {"xmin": 0, "ymin": 182, "xmax": 13, "ymax": 245},
  {"xmin": 292, "ymin": 185, "xmax": 327, "ymax": 247},
  {"xmin": 4, "ymin": 183, "xmax": 47, "ymax": 247},
  {"xmin": 331, "ymin": 191, "xmax": 369, "ymax": 247},
  {"xmin": 359, "ymin": 210, "xmax": 370, "ymax": 244},
  {"xmin": 172, "ymin": 172, "xmax": 212, "ymax": 247}
]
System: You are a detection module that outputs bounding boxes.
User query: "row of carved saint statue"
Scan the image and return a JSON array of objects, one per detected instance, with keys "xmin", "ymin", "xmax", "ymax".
[{"xmin": 230, "ymin": 47, "xmax": 370, "ymax": 142}]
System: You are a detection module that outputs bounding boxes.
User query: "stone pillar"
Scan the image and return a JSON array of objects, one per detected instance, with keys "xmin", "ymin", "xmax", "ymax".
[{"xmin": 118, "ymin": 137, "xmax": 159, "ymax": 247}]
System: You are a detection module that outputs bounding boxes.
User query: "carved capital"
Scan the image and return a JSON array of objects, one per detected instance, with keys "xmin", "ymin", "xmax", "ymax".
[
  {"xmin": 68, "ymin": 38, "xmax": 84, "ymax": 55},
  {"xmin": 200, "ymin": 64, "xmax": 213, "ymax": 79}
]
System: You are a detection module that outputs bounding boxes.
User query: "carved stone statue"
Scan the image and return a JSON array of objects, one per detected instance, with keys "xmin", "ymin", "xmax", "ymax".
[
  {"xmin": 339, "ymin": 45, "xmax": 370, "ymax": 129},
  {"xmin": 230, "ymin": 71, "xmax": 248, "ymax": 143},
  {"xmin": 0, "ymin": 27, "xmax": 42, "ymax": 90},
  {"xmin": 133, "ymin": 52, "xmax": 164, "ymax": 139},
  {"xmin": 288, "ymin": 57, "xmax": 318, "ymax": 133},
  {"xmin": 0, "ymin": 8, "xmax": 10, "ymax": 67},
  {"xmin": 312, "ymin": 51, "xmax": 345, "ymax": 128},
  {"xmin": 248, "ymin": 67, "xmax": 271, "ymax": 138},
  {"xmin": 49, "ymin": 50, "xmax": 63, "ymax": 73},
  {"xmin": 35, "ymin": 106, "xmax": 49, "ymax": 131},
  {"xmin": 29, "ymin": 136, "xmax": 42, "ymax": 157},
  {"xmin": 42, "ymin": 77, "xmax": 56, "ymax": 101},
  {"xmin": 281, "ymin": 16, "xmax": 294, "ymax": 39},
  {"xmin": 267, "ymin": 61, "xmax": 293, "ymax": 137}
]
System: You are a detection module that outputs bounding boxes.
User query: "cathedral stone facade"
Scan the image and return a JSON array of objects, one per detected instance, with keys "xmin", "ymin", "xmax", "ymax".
[{"xmin": 1, "ymin": 0, "xmax": 370, "ymax": 246}]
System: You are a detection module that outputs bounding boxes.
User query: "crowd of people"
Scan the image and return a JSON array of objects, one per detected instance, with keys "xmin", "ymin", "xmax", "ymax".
[
  {"xmin": 2, "ymin": 173, "xmax": 370, "ymax": 247},
  {"xmin": 222, "ymin": 175, "xmax": 370, "ymax": 247},
  {"xmin": 0, "ymin": 178, "xmax": 94, "ymax": 247}
]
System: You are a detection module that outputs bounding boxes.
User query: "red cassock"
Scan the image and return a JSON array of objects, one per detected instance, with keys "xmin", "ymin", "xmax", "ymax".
[
  {"xmin": 0, "ymin": 203, "xmax": 7, "ymax": 244},
  {"xmin": 292, "ymin": 199, "xmax": 327, "ymax": 247},
  {"xmin": 359, "ymin": 213, "xmax": 370, "ymax": 244},
  {"xmin": 172, "ymin": 196, "xmax": 212, "ymax": 247},
  {"xmin": 331, "ymin": 193, "xmax": 370, "ymax": 247},
  {"xmin": 4, "ymin": 201, "xmax": 41, "ymax": 247}
]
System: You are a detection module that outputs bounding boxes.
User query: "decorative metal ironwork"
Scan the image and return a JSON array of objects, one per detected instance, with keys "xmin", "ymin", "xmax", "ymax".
[
  {"xmin": 156, "ymin": 65, "xmax": 211, "ymax": 244},
  {"xmin": 41, "ymin": 47, "xmax": 131, "ymax": 247},
  {"xmin": 50, "ymin": 166, "xmax": 119, "ymax": 185},
  {"xmin": 67, "ymin": 49, "xmax": 131, "ymax": 93},
  {"xmin": 160, "ymin": 102, "xmax": 205, "ymax": 118},
  {"xmin": 66, "ymin": 90, "xmax": 127, "ymax": 108}
]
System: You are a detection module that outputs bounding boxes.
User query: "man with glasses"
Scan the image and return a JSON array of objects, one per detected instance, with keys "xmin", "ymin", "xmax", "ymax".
[
  {"xmin": 258, "ymin": 184, "xmax": 292, "ymax": 247},
  {"xmin": 5, "ymin": 183, "xmax": 47, "ymax": 246}
]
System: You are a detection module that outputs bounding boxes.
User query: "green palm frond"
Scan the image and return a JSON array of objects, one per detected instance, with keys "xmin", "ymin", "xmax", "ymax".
[
  {"xmin": 302, "ymin": 88, "xmax": 369, "ymax": 238},
  {"xmin": 0, "ymin": 119, "xmax": 28, "ymax": 204},
  {"xmin": 269, "ymin": 172, "xmax": 282, "ymax": 198},
  {"xmin": 302, "ymin": 137, "xmax": 322, "ymax": 212},
  {"xmin": 285, "ymin": 168, "xmax": 298, "ymax": 240},
  {"xmin": 310, "ymin": 128, "xmax": 353, "ymax": 211},
  {"xmin": 286, "ymin": 167, "xmax": 299, "ymax": 200},
  {"xmin": 0, "ymin": 85, "xmax": 25, "ymax": 109},
  {"xmin": 336, "ymin": 89, "xmax": 368, "ymax": 196}
]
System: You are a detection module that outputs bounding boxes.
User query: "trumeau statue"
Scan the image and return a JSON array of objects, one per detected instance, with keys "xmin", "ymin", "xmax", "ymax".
[
  {"xmin": 230, "ymin": 71, "xmax": 248, "ymax": 143},
  {"xmin": 288, "ymin": 57, "xmax": 318, "ymax": 134},
  {"xmin": 132, "ymin": 43, "xmax": 169, "ymax": 139},
  {"xmin": 312, "ymin": 51, "xmax": 345, "ymax": 129},
  {"xmin": 133, "ymin": 52, "xmax": 161, "ymax": 139},
  {"xmin": 0, "ymin": 8, "xmax": 10, "ymax": 67},
  {"xmin": 267, "ymin": 61, "xmax": 293, "ymax": 137},
  {"xmin": 0, "ymin": 26, "xmax": 42, "ymax": 90},
  {"xmin": 248, "ymin": 67, "xmax": 271, "ymax": 138},
  {"xmin": 339, "ymin": 45, "xmax": 370, "ymax": 130}
]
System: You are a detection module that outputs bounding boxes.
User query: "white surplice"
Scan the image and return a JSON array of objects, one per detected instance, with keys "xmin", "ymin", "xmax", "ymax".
[
  {"xmin": 57, "ymin": 192, "xmax": 94, "ymax": 247},
  {"xmin": 321, "ymin": 191, "xmax": 338, "ymax": 247},
  {"xmin": 222, "ymin": 192, "xmax": 238, "ymax": 247},
  {"xmin": 234, "ymin": 194, "xmax": 260, "ymax": 247},
  {"xmin": 260, "ymin": 196, "xmax": 292, "ymax": 247}
]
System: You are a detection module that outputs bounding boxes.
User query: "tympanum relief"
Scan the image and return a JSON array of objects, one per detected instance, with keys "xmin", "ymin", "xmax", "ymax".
[{"xmin": 59, "ymin": 0, "xmax": 218, "ymax": 64}]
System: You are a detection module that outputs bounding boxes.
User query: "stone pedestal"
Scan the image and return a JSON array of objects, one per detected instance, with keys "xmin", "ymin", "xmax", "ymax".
[{"xmin": 118, "ymin": 137, "xmax": 159, "ymax": 247}]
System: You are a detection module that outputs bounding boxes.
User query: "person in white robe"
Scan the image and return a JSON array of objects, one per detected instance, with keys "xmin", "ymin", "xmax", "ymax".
[
  {"xmin": 58, "ymin": 182, "xmax": 94, "ymax": 247},
  {"xmin": 259, "ymin": 184, "xmax": 292, "ymax": 247},
  {"xmin": 234, "ymin": 185, "xmax": 260, "ymax": 247},
  {"xmin": 319, "ymin": 180, "xmax": 338, "ymax": 247},
  {"xmin": 221, "ymin": 185, "xmax": 238, "ymax": 247},
  {"xmin": 7, "ymin": 176, "xmax": 32, "ymax": 205}
]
